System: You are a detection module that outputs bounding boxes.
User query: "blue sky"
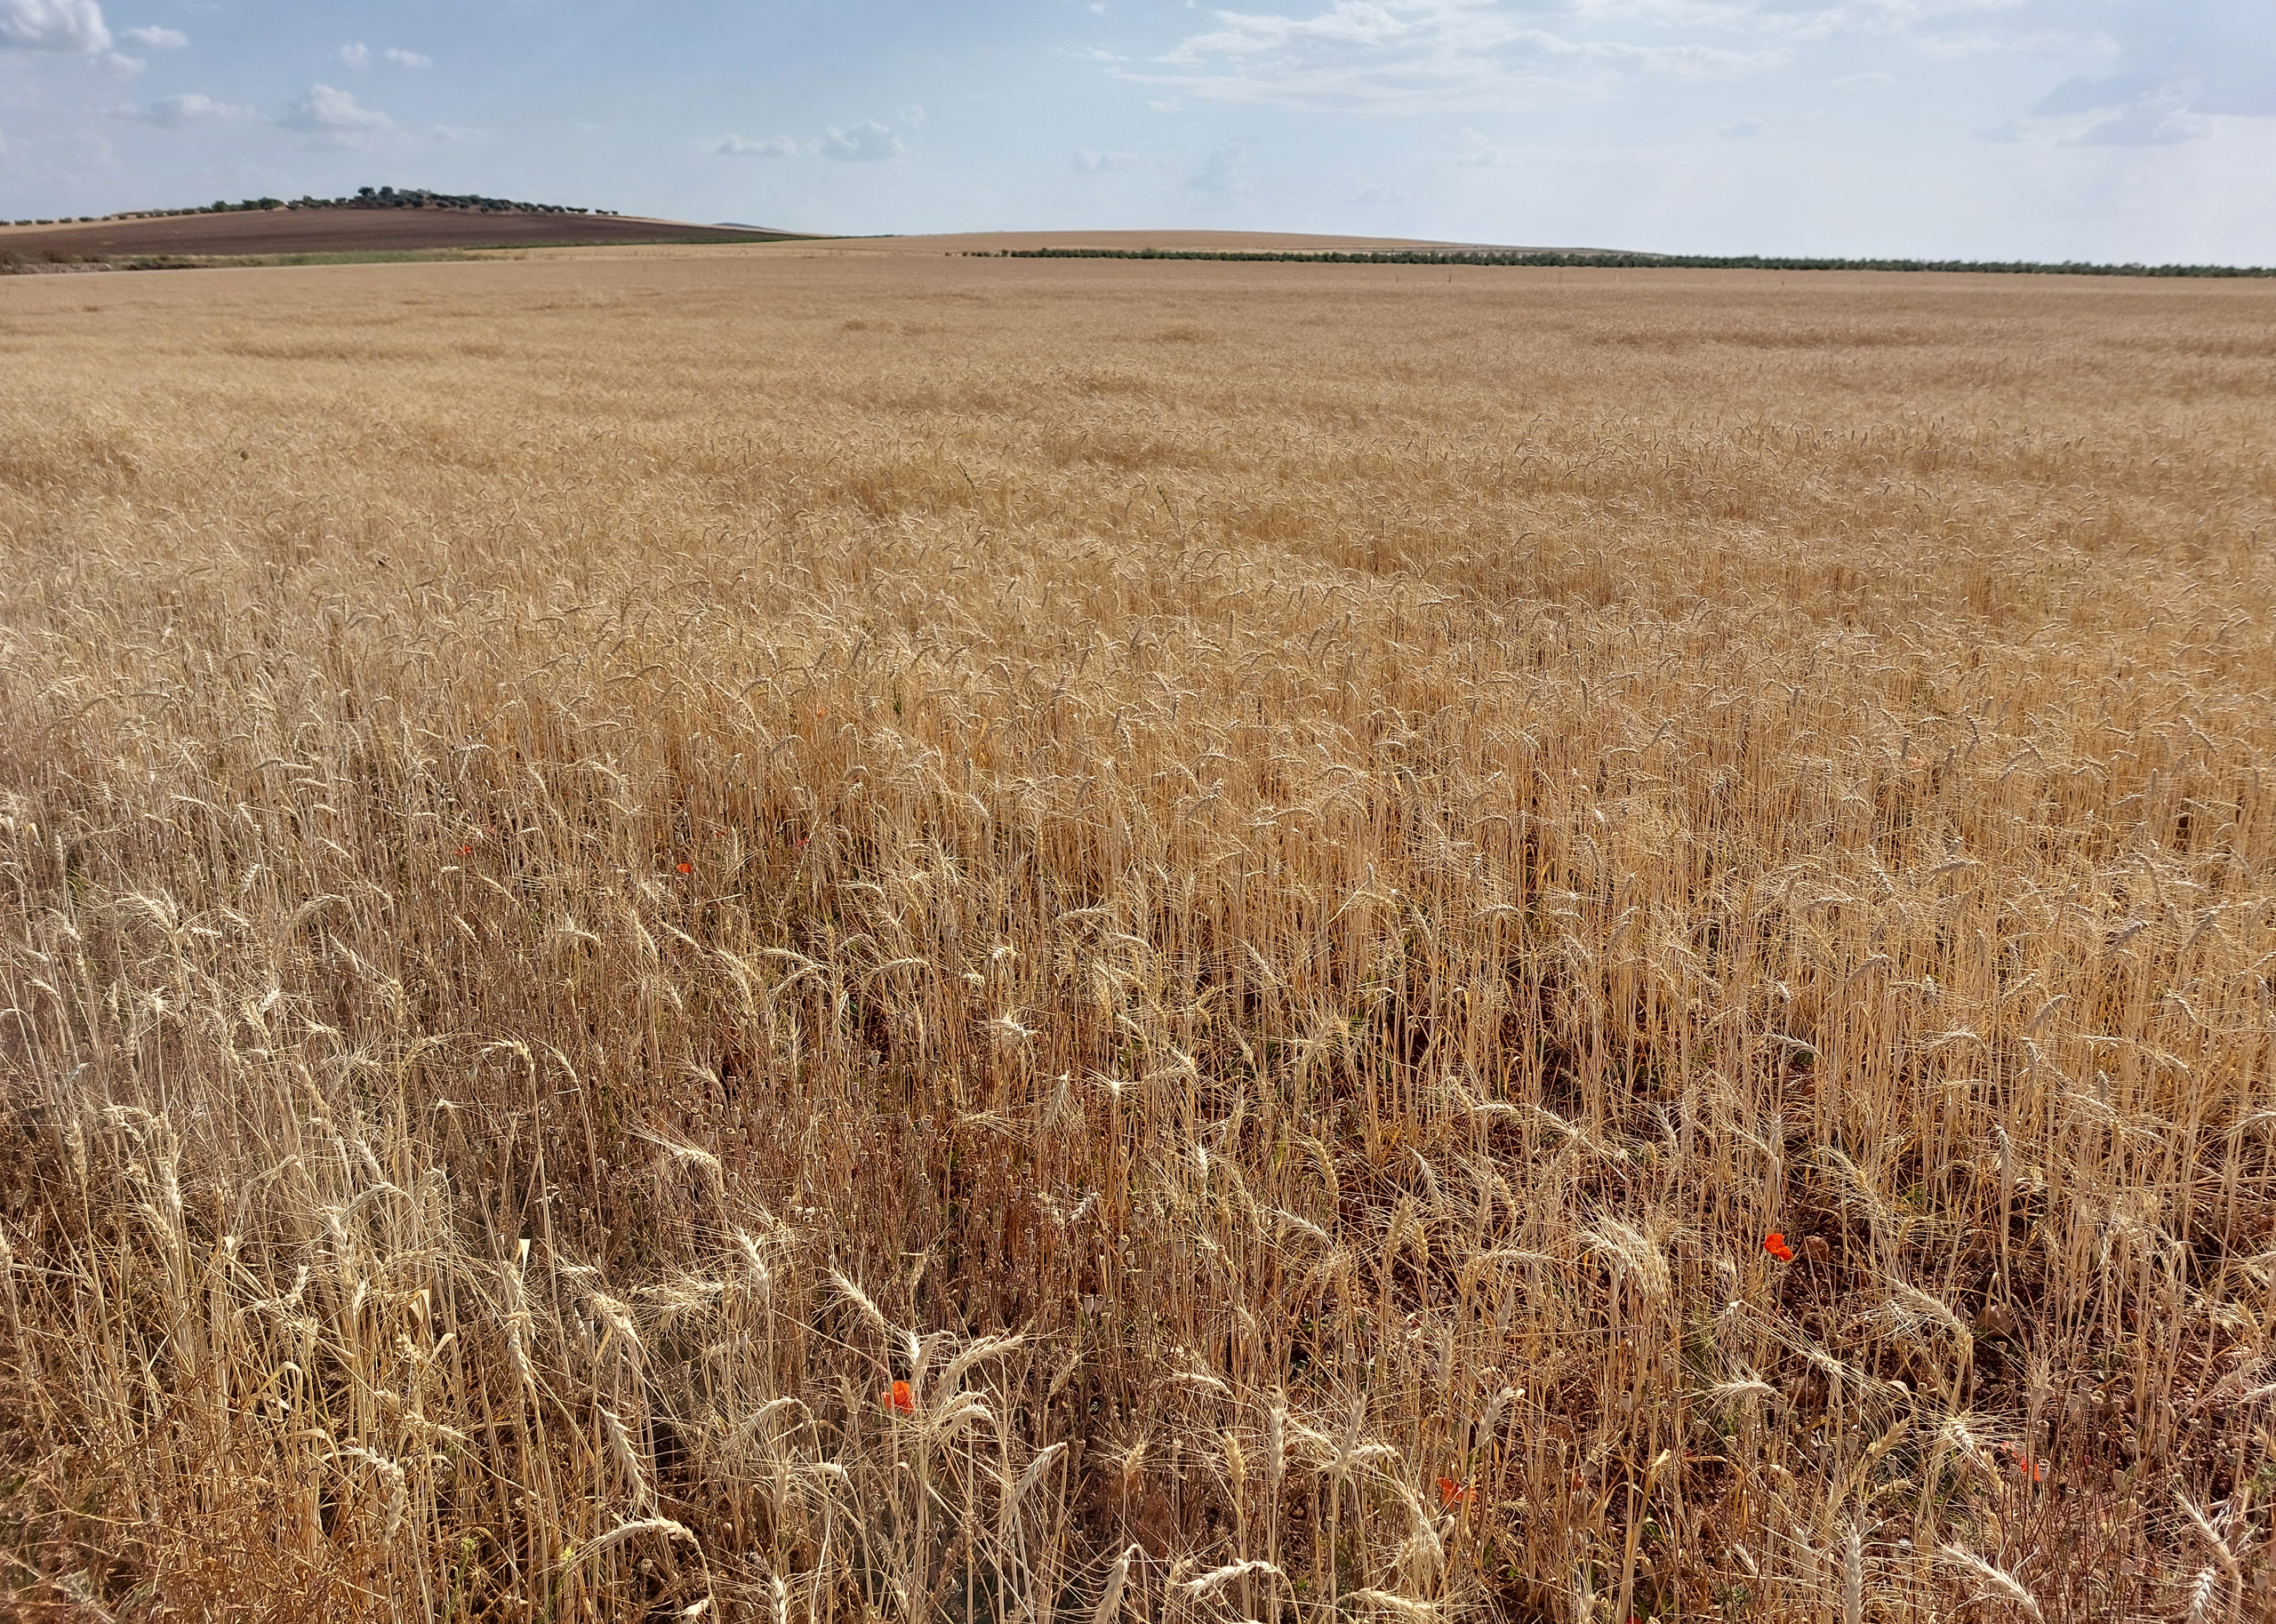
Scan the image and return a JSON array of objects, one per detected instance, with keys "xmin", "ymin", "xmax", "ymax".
[{"xmin": 3, "ymin": 2, "xmax": 2272, "ymax": 260}]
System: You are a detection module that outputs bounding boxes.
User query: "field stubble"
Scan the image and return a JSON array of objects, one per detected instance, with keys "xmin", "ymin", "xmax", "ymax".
[{"xmin": 2, "ymin": 253, "xmax": 2274, "ymax": 1621}]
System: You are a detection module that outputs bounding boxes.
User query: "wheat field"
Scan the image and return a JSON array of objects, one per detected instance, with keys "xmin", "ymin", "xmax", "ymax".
[{"xmin": 2, "ymin": 249, "xmax": 2273, "ymax": 1622}]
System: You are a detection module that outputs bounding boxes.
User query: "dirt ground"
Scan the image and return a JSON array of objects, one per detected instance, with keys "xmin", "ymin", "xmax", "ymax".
[{"xmin": 0, "ymin": 206, "xmax": 799, "ymax": 259}]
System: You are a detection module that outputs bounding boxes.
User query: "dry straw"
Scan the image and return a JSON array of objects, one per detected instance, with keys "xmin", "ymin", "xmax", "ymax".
[{"xmin": 1, "ymin": 249, "xmax": 2272, "ymax": 1620}]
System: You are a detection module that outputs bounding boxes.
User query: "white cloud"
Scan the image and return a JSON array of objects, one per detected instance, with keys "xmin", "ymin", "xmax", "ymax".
[
  {"xmin": 1071, "ymin": 148, "xmax": 1139, "ymax": 172},
  {"xmin": 1350, "ymin": 182, "xmax": 1402, "ymax": 204},
  {"xmin": 279, "ymin": 83, "xmax": 392, "ymax": 142},
  {"xmin": 1184, "ymin": 141, "xmax": 1246, "ymax": 192},
  {"xmin": 1123, "ymin": 0, "xmax": 2184, "ymax": 118},
  {"xmin": 1720, "ymin": 116, "xmax": 1763, "ymax": 136},
  {"xmin": 2021, "ymin": 9, "xmax": 2276, "ymax": 143},
  {"xmin": 2064, "ymin": 100, "xmax": 2201, "ymax": 148},
  {"xmin": 1963, "ymin": 10, "xmax": 2276, "ymax": 153},
  {"xmin": 1139, "ymin": 0, "xmax": 1777, "ymax": 113},
  {"xmin": 383, "ymin": 47, "xmax": 430, "ymax": 68},
  {"xmin": 125, "ymin": 91, "xmax": 252, "ymax": 126},
  {"xmin": 1452, "ymin": 125, "xmax": 1498, "ymax": 165},
  {"xmin": 0, "ymin": 0, "xmax": 109, "ymax": 52},
  {"xmin": 120, "ymin": 24, "xmax": 181, "ymax": 48},
  {"xmin": 821, "ymin": 119, "xmax": 901, "ymax": 161},
  {"xmin": 1730, "ymin": 0, "xmax": 2029, "ymax": 44},
  {"xmin": 715, "ymin": 133, "xmax": 802, "ymax": 157},
  {"xmin": 1169, "ymin": 1, "xmax": 1414, "ymax": 58},
  {"xmin": 339, "ymin": 41, "xmax": 367, "ymax": 67},
  {"xmin": 1147, "ymin": 98, "xmax": 1182, "ymax": 111}
]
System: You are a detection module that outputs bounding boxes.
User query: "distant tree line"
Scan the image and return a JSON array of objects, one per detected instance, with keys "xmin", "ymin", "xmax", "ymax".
[
  {"xmin": 980, "ymin": 246, "xmax": 2276, "ymax": 278},
  {"xmin": 12, "ymin": 187, "xmax": 624, "ymax": 228}
]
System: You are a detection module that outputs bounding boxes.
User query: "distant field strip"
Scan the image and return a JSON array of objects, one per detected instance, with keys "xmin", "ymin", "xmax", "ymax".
[{"xmin": 985, "ymin": 245, "xmax": 2276, "ymax": 276}]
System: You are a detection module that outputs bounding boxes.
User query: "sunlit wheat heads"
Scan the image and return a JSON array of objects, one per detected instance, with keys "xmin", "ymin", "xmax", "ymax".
[{"xmin": 1, "ymin": 250, "xmax": 2272, "ymax": 1620}]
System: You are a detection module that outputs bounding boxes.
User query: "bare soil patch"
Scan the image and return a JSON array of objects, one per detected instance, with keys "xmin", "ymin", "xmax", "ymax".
[{"xmin": 0, "ymin": 206, "xmax": 800, "ymax": 260}]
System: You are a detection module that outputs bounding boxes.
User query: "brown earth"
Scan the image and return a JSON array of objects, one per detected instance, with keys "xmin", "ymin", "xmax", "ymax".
[
  {"xmin": 0, "ymin": 206, "xmax": 803, "ymax": 260},
  {"xmin": 0, "ymin": 214, "xmax": 1618, "ymax": 266}
]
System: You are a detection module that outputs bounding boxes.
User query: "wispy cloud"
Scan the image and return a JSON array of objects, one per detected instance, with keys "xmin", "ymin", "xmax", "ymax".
[
  {"xmin": 1071, "ymin": 148, "xmax": 1139, "ymax": 172},
  {"xmin": 1184, "ymin": 141, "xmax": 1247, "ymax": 193},
  {"xmin": 2062, "ymin": 100, "xmax": 2200, "ymax": 148},
  {"xmin": 1995, "ymin": 7, "xmax": 2276, "ymax": 149},
  {"xmin": 821, "ymin": 119, "xmax": 902, "ymax": 161},
  {"xmin": 279, "ymin": 83, "xmax": 392, "ymax": 144},
  {"xmin": 123, "ymin": 91, "xmax": 251, "ymax": 126},
  {"xmin": 340, "ymin": 42, "xmax": 430, "ymax": 69},
  {"xmin": 1119, "ymin": 0, "xmax": 2276, "ymax": 155},
  {"xmin": 712, "ymin": 120, "xmax": 908, "ymax": 162},
  {"xmin": 120, "ymin": 24, "xmax": 183, "ymax": 49},
  {"xmin": 714, "ymin": 132, "xmax": 802, "ymax": 157},
  {"xmin": 1134, "ymin": 0, "xmax": 1778, "ymax": 113},
  {"xmin": 0, "ymin": 0, "xmax": 109, "ymax": 52},
  {"xmin": 1726, "ymin": 0, "xmax": 2032, "ymax": 45}
]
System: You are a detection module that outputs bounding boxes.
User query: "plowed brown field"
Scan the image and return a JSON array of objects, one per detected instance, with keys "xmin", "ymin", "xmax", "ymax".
[{"xmin": 0, "ymin": 205, "xmax": 798, "ymax": 259}]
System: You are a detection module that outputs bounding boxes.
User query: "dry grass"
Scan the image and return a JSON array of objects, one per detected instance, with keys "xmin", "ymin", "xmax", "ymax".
[{"xmin": 2, "ymin": 252, "xmax": 2274, "ymax": 1622}]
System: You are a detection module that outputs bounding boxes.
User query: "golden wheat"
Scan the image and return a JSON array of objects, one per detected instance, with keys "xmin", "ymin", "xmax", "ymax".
[{"xmin": 2, "ymin": 248, "xmax": 2273, "ymax": 1621}]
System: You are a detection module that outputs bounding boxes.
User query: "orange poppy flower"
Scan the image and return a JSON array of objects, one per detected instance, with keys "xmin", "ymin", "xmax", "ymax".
[
  {"xmin": 1436, "ymin": 1476, "xmax": 1471, "ymax": 1510},
  {"xmin": 1764, "ymin": 1233, "xmax": 1795, "ymax": 1263},
  {"xmin": 886, "ymin": 1380, "xmax": 915, "ymax": 1415},
  {"xmin": 677, "ymin": 860, "xmax": 693, "ymax": 874}
]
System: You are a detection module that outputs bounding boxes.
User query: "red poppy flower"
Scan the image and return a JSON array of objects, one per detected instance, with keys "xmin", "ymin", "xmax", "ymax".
[
  {"xmin": 460, "ymin": 844, "xmax": 474, "ymax": 857},
  {"xmin": 886, "ymin": 1380, "xmax": 915, "ymax": 1415},
  {"xmin": 1764, "ymin": 1233, "xmax": 1795, "ymax": 1263},
  {"xmin": 677, "ymin": 860, "xmax": 693, "ymax": 874},
  {"xmin": 1436, "ymin": 1476, "xmax": 1471, "ymax": 1510},
  {"xmin": 2010, "ymin": 1446, "xmax": 2041, "ymax": 1483}
]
